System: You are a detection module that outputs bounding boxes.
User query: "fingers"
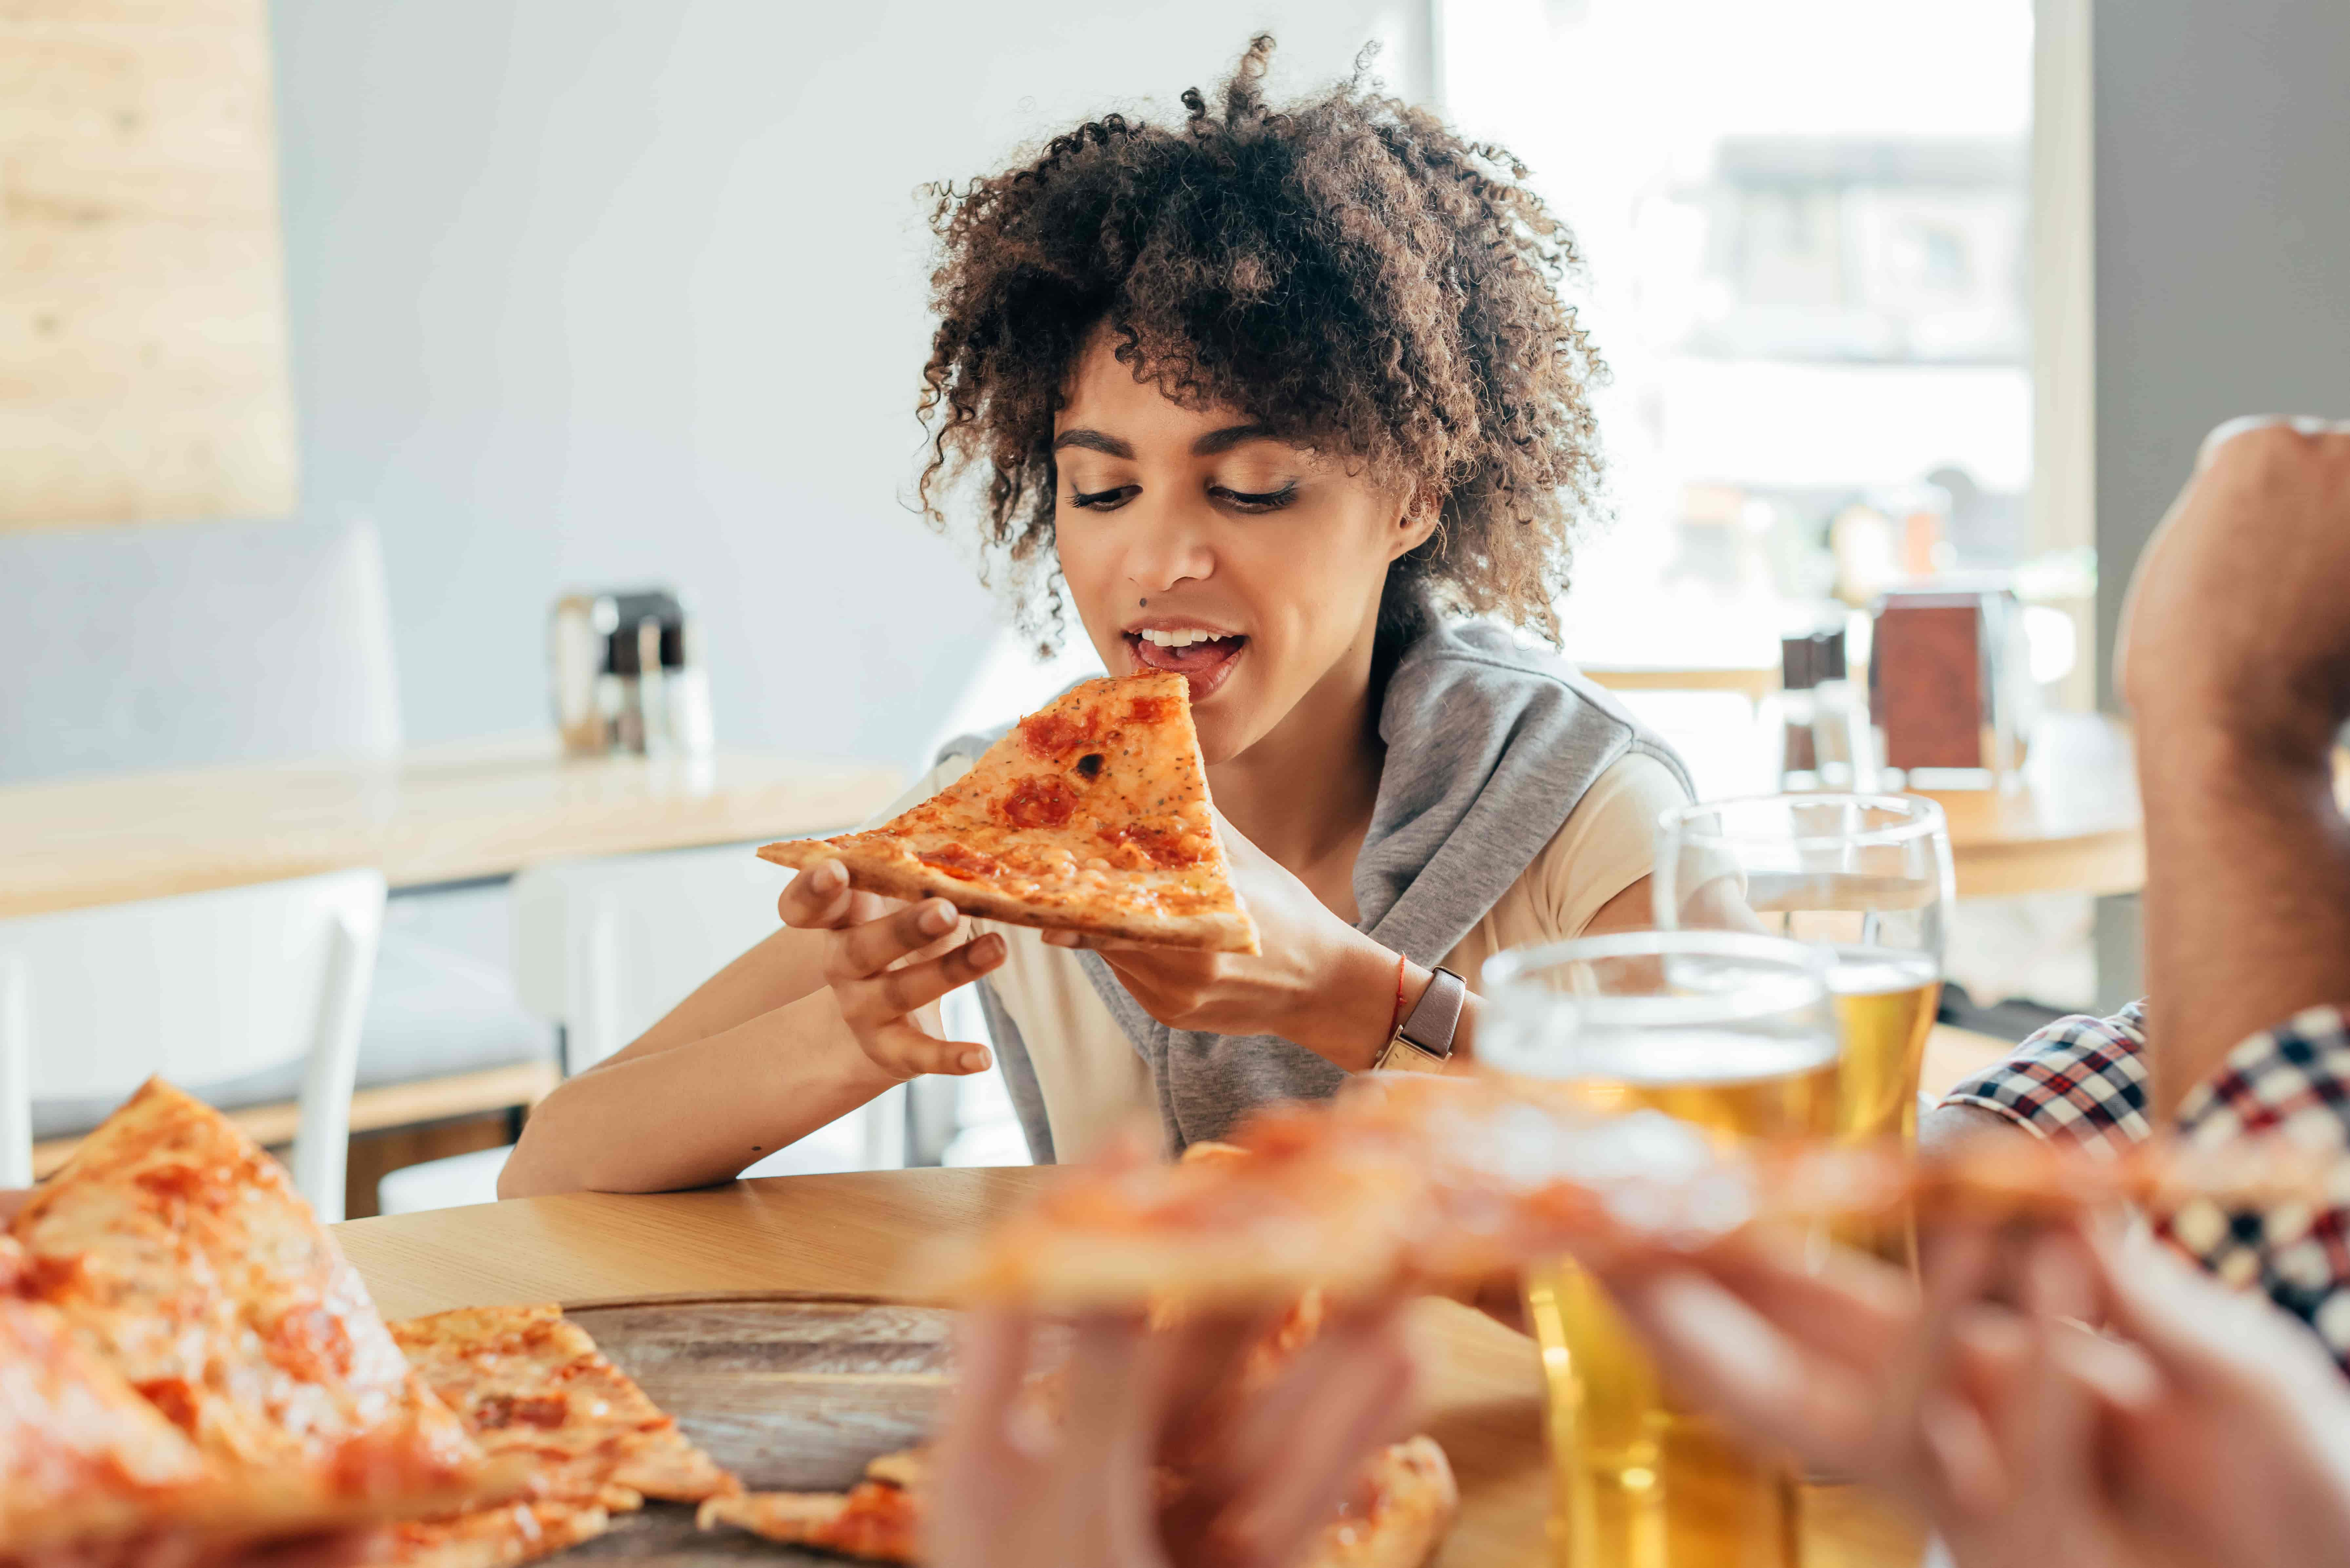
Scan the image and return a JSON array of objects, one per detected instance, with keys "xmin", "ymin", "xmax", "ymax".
[
  {"xmin": 1207, "ymin": 1307, "xmax": 1417, "ymax": 1568},
  {"xmin": 866, "ymin": 932, "xmax": 1007, "ymax": 1020},
  {"xmin": 1611, "ymin": 1266, "xmax": 1876, "ymax": 1467},
  {"xmin": 777, "ymin": 859, "xmax": 861, "ymax": 928},
  {"xmin": 835, "ymin": 899, "xmax": 969, "ymax": 978},
  {"xmin": 867, "ymin": 1019, "xmax": 992, "ymax": 1078}
]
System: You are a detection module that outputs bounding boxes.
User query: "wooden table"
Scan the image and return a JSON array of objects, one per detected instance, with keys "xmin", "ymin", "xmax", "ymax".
[
  {"xmin": 338, "ymin": 1170, "xmax": 1928, "ymax": 1566},
  {"xmin": 0, "ymin": 734, "xmax": 903, "ymax": 921},
  {"xmin": 1922, "ymin": 712, "xmax": 2144, "ymax": 900}
]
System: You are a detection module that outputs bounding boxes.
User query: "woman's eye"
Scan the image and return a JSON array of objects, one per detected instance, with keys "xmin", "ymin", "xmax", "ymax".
[
  {"xmin": 1211, "ymin": 483, "xmax": 1298, "ymax": 513},
  {"xmin": 1067, "ymin": 484, "xmax": 1135, "ymax": 510}
]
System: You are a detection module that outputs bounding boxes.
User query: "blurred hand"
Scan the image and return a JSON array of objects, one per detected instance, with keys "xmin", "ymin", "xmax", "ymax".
[
  {"xmin": 1041, "ymin": 813, "xmax": 1400, "ymax": 1070},
  {"xmin": 929, "ymin": 1302, "xmax": 1416, "ymax": 1568},
  {"xmin": 777, "ymin": 860, "xmax": 1003, "ymax": 1080},
  {"xmin": 2119, "ymin": 415, "xmax": 2350, "ymax": 752},
  {"xmin": 1576, "ymin": 1217, "xmax": 2350, "ymax": 1568}
]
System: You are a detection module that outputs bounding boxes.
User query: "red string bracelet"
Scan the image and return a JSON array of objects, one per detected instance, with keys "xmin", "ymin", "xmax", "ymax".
[{"xmin": 1390, "ymin": 950, "xmax": 1410, "ymax": 1034}]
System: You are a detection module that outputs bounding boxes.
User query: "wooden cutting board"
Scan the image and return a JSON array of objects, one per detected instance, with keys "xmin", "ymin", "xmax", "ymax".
[{"xmin": 564, "ymin": 1293, "xmax": 960, "ymax": 1563}]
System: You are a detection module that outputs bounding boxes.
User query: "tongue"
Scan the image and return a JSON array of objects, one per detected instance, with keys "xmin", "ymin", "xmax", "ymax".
[{"xmin": 1135, "ymin": 636, "xmax": 1240, "ymax": 673}]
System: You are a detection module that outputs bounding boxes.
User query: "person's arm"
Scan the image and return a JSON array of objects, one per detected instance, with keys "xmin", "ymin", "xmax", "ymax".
[
  {"xmin": 2118, "ymin": 417, "xmax": 2350, "ymax": 1114},
  {"xmin": 502, "ymin": 868, "xmax": 1004, "ymax": 1197},
  {"xmin": 1923, "ymin": 1002, "xmax": 2154, "ymax": 1156}
]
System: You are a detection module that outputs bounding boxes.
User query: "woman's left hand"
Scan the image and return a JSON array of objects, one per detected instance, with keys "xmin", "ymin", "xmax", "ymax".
[{"xmin": 1039, "ymin": 813, "xmax": 1404, "ymax": 1069}]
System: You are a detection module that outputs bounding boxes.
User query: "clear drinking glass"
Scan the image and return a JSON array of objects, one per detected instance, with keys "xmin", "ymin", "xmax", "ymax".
[
  {"xmin": 1482, "ymin": 931, "xmax": 1840, "ymax": 1568},
  {"xmin": 1653, "ymin": 794, "xmax": 1955, "ymax": 1270}
]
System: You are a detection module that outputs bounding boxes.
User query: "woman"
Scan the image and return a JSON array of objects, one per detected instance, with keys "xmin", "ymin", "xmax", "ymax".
[{"xmin": 501, "ymin": 39, "xmax": 1688, "ymax": 1195}]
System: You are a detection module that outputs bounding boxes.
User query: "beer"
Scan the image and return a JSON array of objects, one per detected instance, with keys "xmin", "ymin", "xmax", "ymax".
[
  {"xmin": 1518, "ymin": 1028, "xmax": 1837, "ymax": 1568},
  {"xmin": 1824, "ymin": 947, "xmax": 1941, "ymax": 1269}
]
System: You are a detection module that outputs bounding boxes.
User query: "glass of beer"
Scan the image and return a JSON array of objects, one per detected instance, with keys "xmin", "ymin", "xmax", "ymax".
[
  {"xmin": 1653, "ymin": 794, "xmax": 1954, "ymax": 1270},
  {"xmin": 1481, "ymin": 931, "xmax": 1840, "ymax": 1568}
]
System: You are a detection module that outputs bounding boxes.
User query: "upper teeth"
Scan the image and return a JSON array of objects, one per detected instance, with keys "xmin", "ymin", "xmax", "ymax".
[{"xmin": 1140, "ymin": 628, "xmax": 1229, "ymax": 648}]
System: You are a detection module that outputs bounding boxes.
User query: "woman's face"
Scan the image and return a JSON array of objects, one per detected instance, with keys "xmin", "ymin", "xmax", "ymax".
[{"xmin": 1051, "ymin": 334, "xmax": 1429, "ymax": 765}]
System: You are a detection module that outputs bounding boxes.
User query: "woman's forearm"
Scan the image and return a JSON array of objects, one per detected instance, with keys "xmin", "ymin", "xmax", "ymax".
[{"xmin": 499, "ymin": 988, "xmax": 900, "ymax": 1196}]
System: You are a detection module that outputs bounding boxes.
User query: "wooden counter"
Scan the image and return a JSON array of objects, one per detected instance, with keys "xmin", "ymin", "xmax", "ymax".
[
  {"xmin": 337, "ymin": 1170, "xmax": 1928, "ymax": 1566},
  {"xmin": 0, "ymin": 735, "xmax": 903, "ymax": 921}
]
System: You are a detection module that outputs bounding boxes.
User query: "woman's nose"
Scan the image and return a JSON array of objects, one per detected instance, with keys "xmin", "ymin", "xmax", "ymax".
[{"xmin": 1118, "ymin": 491, "xmax": 1217, "ymax": 595}]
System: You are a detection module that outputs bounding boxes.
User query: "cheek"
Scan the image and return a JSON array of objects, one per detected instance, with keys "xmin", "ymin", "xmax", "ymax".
[{"xmin": 1052, "ymin": 517, "xmax": 1123, "ymax": 655}]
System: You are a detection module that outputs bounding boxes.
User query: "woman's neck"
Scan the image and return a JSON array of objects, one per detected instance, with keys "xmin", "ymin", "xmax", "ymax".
[{"xmin": 1206, "ymin": 646, "xmax": 1387, "ymax": 884}]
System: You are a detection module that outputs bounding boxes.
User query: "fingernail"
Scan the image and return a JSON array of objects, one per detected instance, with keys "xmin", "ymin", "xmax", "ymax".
[
  {"xmin": 921, "ymin": 902, "xmax": 954, "ymax": 936},
  {"xmin": 978, "ymin": 933, "xmax": 1005, "ymax": 963},
  {"xmin": 960, "ymin": 1049, "xmax": 990, "ymax": 1073},
  {"xmin": 817, "ymin": 861, "xmax": 844, "ymax": 887}
]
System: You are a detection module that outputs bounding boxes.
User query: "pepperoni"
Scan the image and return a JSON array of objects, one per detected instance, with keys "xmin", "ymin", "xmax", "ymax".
[
  {"xmin": 136, "ymin": 1376, "xmax": 204, "ymax": 1434},
  {"xmin": 1099, "ymin": 820, "xmax": 1204, "ymax": 868},
  {"xmin": 1018, "ymin": 709, "xmax": 1102, "ymax": 758},
  {"xmin": 267, "ymin": 1305, "xmax": 356, "ymax": 1382},
  {"xmin": 475, "ymin": 1391, "xmax": 572, "ymax": 1429},
  {"xmin": 920, "ymin": 842, "xmax": 1003, "ymax": 879},
  {"xmin": 999, "ymin": 774, "xmax": 1079, "ymax": 829}
]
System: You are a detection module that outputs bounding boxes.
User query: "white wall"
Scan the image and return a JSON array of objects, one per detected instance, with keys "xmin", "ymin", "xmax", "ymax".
[
  {"xmin": 267, "ymin": 1, "xmax": 1432, "ymax": 770},
  {"xmin": 2088, "ymin": 0, "xmax": 2350, "ymax": 709}
]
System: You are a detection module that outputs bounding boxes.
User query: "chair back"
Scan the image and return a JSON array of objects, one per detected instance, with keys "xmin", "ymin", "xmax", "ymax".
[
  {"xmin": 0, "ymin": 869, "xmax": 388, "ymax": 1218},
  {"xmin": 0, "ymin": 519, "xmax": 401, "ymax": 786},
  {"xmin": 509, "ymin": 844, "xmax": 901, "ymax": 1171}
]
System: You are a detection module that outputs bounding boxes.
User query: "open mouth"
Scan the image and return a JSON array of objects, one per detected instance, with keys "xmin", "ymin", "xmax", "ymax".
[{"xmin": 1123, "ymin": 628, "xmax": 1248, "ymax": 704}]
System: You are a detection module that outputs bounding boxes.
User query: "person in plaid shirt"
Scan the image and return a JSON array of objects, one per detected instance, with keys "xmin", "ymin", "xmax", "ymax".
[{"xmin": 1557, "ymin": 417, "xmax": 2350, "ymax": 1568}]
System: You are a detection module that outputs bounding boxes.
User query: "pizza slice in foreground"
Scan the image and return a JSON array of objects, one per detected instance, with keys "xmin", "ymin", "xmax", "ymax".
[
  {"xmin": 936, "ymin": 1072, "xmax": 2348, "ymax": 1312},
  {"xmin": 0, "ymin": 1274, "xmax": 211, "ymax": 1555},
  {"xmin": 384, "ymin": 1303, "xmax": 739, "ymax": 1568},
  {"xmin": 760, "ymin": 671, "xmax": 1258, "ymax": 953},
  {"xmin": 7, "ymin": 1081, "xmax": 519, "ymax": 1528},
  {"xmin": 694, "ymin": 1437, "xmax": 1456, "ymax": 1568}
]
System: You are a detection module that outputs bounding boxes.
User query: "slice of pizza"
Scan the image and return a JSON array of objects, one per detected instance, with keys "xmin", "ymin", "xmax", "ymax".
[
  {"xmin": 694, "ymin": 1436, "xmax": 1454, "ymax": 1568},
  {"xmin": 0, "ymin": 1271, "xmax": 212, "ymax": 1554},
  {"xmin": 7, "ymin": 1080, "xmax": 518, "ymax": 1524},
  {"xmin": 388, "ymin": 1304, "xmax": 737, "ymax": 1512},
  {"xmin": 760, "ymin": 671, "xmax": 1258, "ymax": 953},
  {"xmin": 936, "ymin": 1071, "xmax": 2350, "ymax": 1312},
  {"xmin": 696, "ymin": 1481, "xmax": 921, "ymax": 1563},
  {"xmin": 380, "ymin": 1501, "xmax": 613, "ymax": 1568}
]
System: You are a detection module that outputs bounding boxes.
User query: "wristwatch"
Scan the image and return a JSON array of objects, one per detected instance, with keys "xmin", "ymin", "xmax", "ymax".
[{"xmin": 1374, "ymin": 966, "xmax": 1466, "ymax": 1074}]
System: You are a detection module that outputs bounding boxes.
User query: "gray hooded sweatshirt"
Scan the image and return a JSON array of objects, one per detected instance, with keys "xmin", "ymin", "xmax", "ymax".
[{"xmin": 946, "ymin": 616, "xmax": 1693, "ymax": 1159}]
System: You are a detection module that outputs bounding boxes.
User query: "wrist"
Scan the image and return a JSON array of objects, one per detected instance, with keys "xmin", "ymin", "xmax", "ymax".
[{"xmin": 1292, "ymin": 938, "xmax": 1418, "ymax": 1072}]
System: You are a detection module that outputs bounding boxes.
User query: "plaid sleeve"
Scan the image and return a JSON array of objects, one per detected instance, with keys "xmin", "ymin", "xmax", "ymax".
[
  {"xmin": 1937, "ymin": 1000, "xmax": 2152, "ymax": 1154},
  {"xmin": 2157, "ymin": 1005, "xmax": 2350, "ymax": 1373}
]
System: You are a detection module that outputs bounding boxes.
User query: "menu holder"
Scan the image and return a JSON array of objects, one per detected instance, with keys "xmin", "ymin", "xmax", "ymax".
[{"xmin": 1869, "ymin": 588, "xmax": 2024, "ymax": 789}]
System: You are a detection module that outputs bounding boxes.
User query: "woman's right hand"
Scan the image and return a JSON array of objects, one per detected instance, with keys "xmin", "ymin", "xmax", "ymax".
[{"xmin": 777, "ymin": 859, "xmax": 1006, "ymax": 1080}]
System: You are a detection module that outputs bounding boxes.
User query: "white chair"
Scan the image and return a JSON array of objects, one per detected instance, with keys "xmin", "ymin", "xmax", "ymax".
[
  {"xmin": 0, "ymin": 869, "xmax": 387, "ymax": 1220},
  {"xmin": 377, "ymin": 843, "xmax": 903, "ymax": 1215}
]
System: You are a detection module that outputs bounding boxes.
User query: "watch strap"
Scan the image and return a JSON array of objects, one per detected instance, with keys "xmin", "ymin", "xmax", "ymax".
[{"xmin": 1377, "ymin": 965, "xmax": 1465, "ymax": 1072}]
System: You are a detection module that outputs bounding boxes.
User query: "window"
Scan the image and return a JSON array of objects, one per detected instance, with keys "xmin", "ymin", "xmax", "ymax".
[{"xmin": 1438, "ymin": 0, "xmax": 2044, "ymax": 681}]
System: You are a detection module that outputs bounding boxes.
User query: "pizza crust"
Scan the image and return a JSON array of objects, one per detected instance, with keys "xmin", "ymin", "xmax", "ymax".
[{"xmin": 758, "ymin": 837, "xmax": 1254, "ymax": 952}]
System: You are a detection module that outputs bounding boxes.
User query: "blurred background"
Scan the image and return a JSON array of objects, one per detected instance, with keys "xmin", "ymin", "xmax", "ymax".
[{"xmin": 5, "ymin": 0, "xmax": 2347, "ymax": 1214}]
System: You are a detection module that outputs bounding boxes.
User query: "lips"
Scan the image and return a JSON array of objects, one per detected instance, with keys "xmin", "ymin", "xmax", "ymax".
[{"xmin": 1125, "ymin": 632, "xmax": 1247, "ymax": 704}]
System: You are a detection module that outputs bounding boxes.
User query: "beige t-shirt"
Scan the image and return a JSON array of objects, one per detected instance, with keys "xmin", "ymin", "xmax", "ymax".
[{"xmin": 869, "ymin": 751, "xmax": 1687, "ymax": 1162}]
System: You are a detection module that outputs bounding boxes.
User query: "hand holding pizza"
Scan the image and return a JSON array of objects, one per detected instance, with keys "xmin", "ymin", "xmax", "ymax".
[
  {"xmin": 778, "ymin": 859, "xmax": 1005, "ymax": 1080},
  {"xmin": 1041, "ymin": 813, "xmax": 1403, "ymax": 1070},
  {"xmin": 929, "ymin": 1301, "xmax": 1418, "ymax": 1568}
]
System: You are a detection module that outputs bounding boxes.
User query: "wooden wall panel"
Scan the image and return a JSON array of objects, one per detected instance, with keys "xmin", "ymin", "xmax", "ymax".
[{"xmin": 0, "ymin": 0, "xmax": 297, "ymax": 529}]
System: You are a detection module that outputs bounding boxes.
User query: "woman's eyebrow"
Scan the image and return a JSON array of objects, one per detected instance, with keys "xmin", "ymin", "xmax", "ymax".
[
  {"xmin": 1192, "ymin": 422, "xmax": 1277, "ymax": 455},
  {"xmin": 1051, "ymin": 428, "xmax": 1133, "ymax": 458}
]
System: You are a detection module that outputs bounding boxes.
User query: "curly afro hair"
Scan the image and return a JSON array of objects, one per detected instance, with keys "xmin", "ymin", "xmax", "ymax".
[{"xmin": 916, "ymin": 34, "xmax": 1604, "ymax": 654}]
